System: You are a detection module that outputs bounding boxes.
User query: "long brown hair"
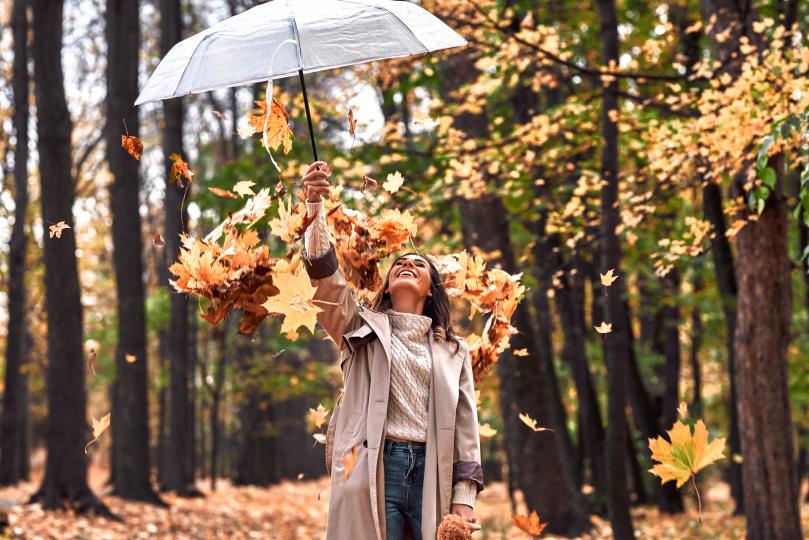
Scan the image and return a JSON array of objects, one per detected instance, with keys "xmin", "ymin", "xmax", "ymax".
[{"xmin": 365, "ymin": 252, "xmax": 461, "ymax": 355}]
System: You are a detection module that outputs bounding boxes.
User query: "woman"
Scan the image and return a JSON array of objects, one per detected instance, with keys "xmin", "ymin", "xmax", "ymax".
[{"xmin": 301, "ymin": 161, "xmax": 484, "ymax": 540}]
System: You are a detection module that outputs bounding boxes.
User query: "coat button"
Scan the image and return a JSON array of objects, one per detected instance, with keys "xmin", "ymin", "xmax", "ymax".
[{"xmin": 363, "ymin": 439, "xmax": 368, "ymax": 448}]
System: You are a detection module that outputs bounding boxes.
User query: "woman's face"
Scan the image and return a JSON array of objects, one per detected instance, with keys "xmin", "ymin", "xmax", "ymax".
[{"xmin": 386, "ymin": 254, "xmax": 432, "ymax": 300}]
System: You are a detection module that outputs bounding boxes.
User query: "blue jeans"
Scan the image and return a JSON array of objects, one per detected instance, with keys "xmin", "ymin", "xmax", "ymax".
[{"xmin": 383, "ymin": 439, "xmax": 426, "ymax": 540}]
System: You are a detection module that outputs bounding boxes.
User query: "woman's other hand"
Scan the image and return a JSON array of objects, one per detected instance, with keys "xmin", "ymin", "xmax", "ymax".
[
  {"xmin": 450, "ymin": 503, "xmax": 477, "ymax": 527},
  {"xmin": 302, "ymin": 160, "xmax": 332, "ymax": 203}
]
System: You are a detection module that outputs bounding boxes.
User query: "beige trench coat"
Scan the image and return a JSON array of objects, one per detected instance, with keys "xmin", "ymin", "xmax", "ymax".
[{"xmin": 303, "ymin": 244, "xmax": 484, "ymax": 540}]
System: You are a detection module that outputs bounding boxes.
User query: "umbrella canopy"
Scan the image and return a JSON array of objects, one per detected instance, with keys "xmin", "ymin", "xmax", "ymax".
[{"xmin": 134, "ymin": 0, "xmax": 467, "ymax": 106}]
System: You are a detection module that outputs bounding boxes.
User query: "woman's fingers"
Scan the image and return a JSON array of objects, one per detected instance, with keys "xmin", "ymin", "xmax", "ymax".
[{"xmin": 305, "ymin": 160, "xmax": 327, "ymax": 174}]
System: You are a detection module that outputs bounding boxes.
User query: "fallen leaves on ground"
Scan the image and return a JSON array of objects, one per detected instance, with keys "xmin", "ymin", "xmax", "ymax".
[{"xmin": 0, "ymin": 471, "xmax": 805, "ymax": 539}]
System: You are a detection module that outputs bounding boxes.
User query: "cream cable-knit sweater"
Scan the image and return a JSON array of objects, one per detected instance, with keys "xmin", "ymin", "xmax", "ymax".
[{"xmin": 303, "ymin": 200, "xmax": 477, "ymax": 508}]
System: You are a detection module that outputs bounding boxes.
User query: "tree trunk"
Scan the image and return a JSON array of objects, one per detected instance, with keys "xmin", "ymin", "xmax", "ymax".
[
  {"xmin": 440, "ymin": 45, "xmax": 589, "ymax": 534},
  {"xmin": 159, "ymin": 0, "xmax": 195, "ymax": 495},
  {"xmin": 105, "ymin": 0, "xmax": 162, "ymax": 504},
  {"xmin": 595, "ymin": 0, "xmax": 634, "ymax": 536},
  {"xmin": 733, "ymin": 155, "xmax": 801, "ymax": 539},
  {"xmin": 29, "ymin": 0, "xmax": 109, "ymax": 514},
  {"xmin": 702, "ymin": 181, "xmax": 743, "ymax": 513},
  {"xmin": 0, "ymin": 0, "xmax": 32, "ymax": 486}
]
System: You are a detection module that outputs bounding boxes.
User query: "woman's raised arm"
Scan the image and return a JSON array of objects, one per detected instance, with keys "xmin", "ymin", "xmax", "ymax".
[{"xmin": 301, "ymin": 161, "xmax": 362, "ymax": 347}]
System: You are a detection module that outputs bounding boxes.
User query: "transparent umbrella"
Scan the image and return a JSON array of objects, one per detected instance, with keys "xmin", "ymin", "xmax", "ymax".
[{"xmin": 134, "ymin": 0, "xmax": 467, "ymax": 161}]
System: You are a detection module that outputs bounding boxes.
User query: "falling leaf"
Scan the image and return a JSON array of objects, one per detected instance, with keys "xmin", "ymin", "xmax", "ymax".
[
  {"xmin": 247, "ymin": 98, "xmax": 293, "ymax": 155},
  {"xmin": 595, "ymin": 321, "xmax": 613, "ymax": 334},
  {"xmin": 212, "ymin": 110, "xmax": 226, "ymax": 120},
  {"xmin": 49, "ymin": 221, "xmax": 71, "ymax": 239},
  {"xmin": 512, "ymin": 511, "xmax": 548, "ymax": 537},
  {"xmin": 677, "ymin": 401, "xmax": 689, "ymax": 419},
  {"xmin": 414, "ymin": 116, "xmax": 441, "ymax": 131},
  {"xmin": 361, "ymin": 175, "xmax": 378, "ymax": 192},
  {"xmin": 383, "ymin": 171, "xmax": 405, "ymax": 193},
  {"xmin": 308, "ymin": 404, "xmax": 329, "ymax": 429},
  {"xmin": 88, "ymin": 347, "xmax": 96, "ymax": 375},
  {"xmin": 519, "ymin": 412, "xmax": 553, "ymax": 432},
  {"xmin": 343, "ymin": 445, "xmax": 359, "ymax": 480},
  {"xmin": 85, "ymin": 413, "xmax": 111, "ymax": 454},
  {"xmin": 261, "ymin": 269, "xmax": 323, "ymax": 339},
  {"xmin": 268, "ymin": 196, "xmax": 305, "ymax": 244},
  {"xmin": 169, "ymin": 153, "xmax": 194, "ymax": 185},
  {"xmin": 121, "ymin": 134, "xmax": 144, "ymax": 160},
  {"xmin": 600, "ymin": 269, "xmax": 618, "ymax": 286},
  {"xmin": 296, "ymin": 472, "xmax": 304, "ymax": 480},
  {"xmin": 479, "ymin": 423, "xmax": 497, "ymax": 438},
  {"xmin": 153, "ymin": 233, "xmax": 165, "ymax": 247},
  {"xmin": 513, "ymin": 348, "xmax": 529, "ymax": 356},
  {"xmin": 313, "ymin": 433, "xmax": 327, "ymax": 444},
  {"xmin": 208, "ymin": 186, "xmax": 238, "ymax": 199},
  {"xmin": 233, "ymin": 180, "xmax": 256, "ymax": 198},
  {"xmin": 125, "ymin": 353, "xmax": 137, "ymax": 363},
  {"xmin": 347, "ymin": 109, "xmax": 357, "ymax": 136},
  {"xmin": 649, "ymin": 419, "xmax": 726, "ymax": 489}
]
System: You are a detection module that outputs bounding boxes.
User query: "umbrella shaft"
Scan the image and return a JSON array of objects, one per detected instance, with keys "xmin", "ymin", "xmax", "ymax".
[{"xmin": 298, "ymin": 69, "xmax": 318, "ymax": 162}]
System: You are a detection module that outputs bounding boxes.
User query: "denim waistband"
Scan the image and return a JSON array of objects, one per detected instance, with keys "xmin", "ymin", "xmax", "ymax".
[{"xmin": 383, "ymin": 438, "xmax": 426, "ymax": 454}]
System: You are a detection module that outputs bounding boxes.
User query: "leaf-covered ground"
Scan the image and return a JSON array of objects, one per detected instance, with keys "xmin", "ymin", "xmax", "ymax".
[{"xmin": 0, "ymin": 467, "xmax": 807, "ymax": 539}]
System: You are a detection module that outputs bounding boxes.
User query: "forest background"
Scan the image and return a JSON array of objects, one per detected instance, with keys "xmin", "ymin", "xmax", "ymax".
[{"xmin": 0, "ymin": 0, "xmax": 808, "ymax": 538}]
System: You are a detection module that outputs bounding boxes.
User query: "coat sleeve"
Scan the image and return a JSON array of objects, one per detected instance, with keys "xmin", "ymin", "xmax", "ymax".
[
  {"xmin": 302, "ymin": 240, "xmax": 363, "ymax": 351},
  {"xmin": 452, "ymin": 340, "xmax": 484, "ymax": 497}
]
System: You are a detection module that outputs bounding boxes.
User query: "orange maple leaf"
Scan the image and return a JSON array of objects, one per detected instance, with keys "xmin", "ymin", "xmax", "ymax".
[
  {"xmin": 121, "ymin": 134, "xmax": 144, "ymax": 160},
  {"xmin": 512, "ymin": 510, "xmax": 547, "ymax": 537},
  {"xmin": 169, "ymin": 153, "xmax": 194, "ymax": 185},
  {"xmin": 247, "ymin": 98, "xmax": 293, "ymax": 155}
]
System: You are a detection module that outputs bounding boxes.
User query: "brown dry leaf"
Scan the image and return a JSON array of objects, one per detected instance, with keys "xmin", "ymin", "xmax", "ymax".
[
  {"xmin": 153, "ymin": 233, "xmax": 165, "ymax": 246},
  {"xmin": 343, "ymin": 445, "xmax": 359, "ymax": 480},
  {"xmin": 209, "ymin": 186, "xmax": 238, "ymax": 199},
  {"xmin": 49, "ymin": 221, "xmax": 71, "ymax": 239},
  {"xmin": 519, "ymin": 412, "xmax": 553, "ymax": 433},
  {"xmin": 512, "ymin": 510, "xmax": 548, "ymax": 537},
  {"xmin": 347, "ymin": 108, "xmax": 357, "ymax": 136},
  {"xmin": 87, "ymin": 347, "xmax": 96, "ymax": 375},
  {"xmin": 121, "ymin": 134, "xmax": 144, "ymax": 160},
  {"xmin": 361, "ymin": 175, "xmax": 378, "ymax": 192},
  {"xmin": 169, "ymin": 153, "xmax": 194, "ymax": 185}
]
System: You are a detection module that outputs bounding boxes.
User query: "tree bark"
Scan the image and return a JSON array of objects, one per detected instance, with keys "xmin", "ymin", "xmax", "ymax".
[
  {"xmin": 29, "ymin": 0, "xmax": 109, "ymax": 514},
  {"xmin": 595, "ymin": 0, "xmax": 634, "ymax": 536},
  {"xmin": 105, "ymin": 0, "xmax": 162, "ymax": 504},
  {"xmin": 733, "ymin": 155, "xmax": 801, "ymax": 539},
  {"xmin": 0, "ymin": 0, "xmax": 32, "ymax": 487},
  {"xmin": 159, "ymin": 0, "xmax": 195, "ymax": 495}
]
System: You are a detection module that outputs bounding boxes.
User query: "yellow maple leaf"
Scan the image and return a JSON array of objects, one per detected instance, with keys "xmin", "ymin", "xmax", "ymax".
[
  {"xmin": 382, "ymin": 171, "xmax": 405, "ymax": 193},
  {"xmin": 600, "ymin": 269, "xmax": 618, "ymax": 286},
  {"xmin": 261, "ymin": 269, "xmax": 323, "ymax": 339},
  {"xmin": 677, "ymin": 401, "xmax": 689, "ymax": 419},
  {"xmin": 268, "ymin": 196, "xmax": 304, "ymax": 243},
  {"xmin": 308, "ymin": 403, "xmax": 330, "ymax": 430},
  {"xmin": 649, "ymin": 419, "xmax": 726, "ymax": 488},
  {"xmin": 248, "ymin": 98, "xmax": 293, "ymax": 155},
  {"xmin": 513, "ymin": 348, "xmax": 529, "ymax": 357},
  {"xmin": 594, "ymin": 321, "xmax": 613, "ymax": 334},
  {"xmin": 233, "ymin": 179, "xmax": 256, "ymax": 198}
]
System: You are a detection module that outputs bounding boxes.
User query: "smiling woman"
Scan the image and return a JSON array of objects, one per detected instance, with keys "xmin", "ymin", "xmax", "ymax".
[{"xmin": 301, "ymin": 160, "xmax": 483, "ymax": 540}]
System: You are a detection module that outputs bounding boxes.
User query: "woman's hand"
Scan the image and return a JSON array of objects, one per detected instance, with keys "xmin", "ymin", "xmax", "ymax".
[
  {"xmin": 302, "ymin": 160, "xmax": 332, "ymax": 203},
  {"xmin": 450, "ymin": 503, "xmax": 478, "ymax": 528}
]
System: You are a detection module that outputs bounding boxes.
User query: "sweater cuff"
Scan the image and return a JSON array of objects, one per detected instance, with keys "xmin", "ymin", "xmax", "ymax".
[
  {"xmin": 451, "ymin": 480, "xmax": 477, "ymax": 508},
  {"xmin": 304, "ymin": 200, "xmax": 331, "ymax": 260}
]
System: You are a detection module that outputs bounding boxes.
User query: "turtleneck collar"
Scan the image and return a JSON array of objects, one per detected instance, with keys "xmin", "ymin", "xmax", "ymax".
[{"xmin": 385, "ymin": 308, "xmax": 433, "ymax": 340}]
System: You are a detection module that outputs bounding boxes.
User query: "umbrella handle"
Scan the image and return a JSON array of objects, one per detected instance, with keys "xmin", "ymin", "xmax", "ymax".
[{"xmin": 298, "ymin": 69, "xmax": 318, "ymax": 162}]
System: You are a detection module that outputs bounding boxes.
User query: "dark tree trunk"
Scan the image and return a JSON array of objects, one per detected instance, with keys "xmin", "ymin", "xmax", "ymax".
[
  {"xmin": 440, "ymin": 45, "xmax": 589, "ymax": 534},
  {"xmin": 733, "ymin": 155, "xmax": 801, "ymax": 539},
  {"xmin": 1, "ymin": 0, "xmax": 32, "ymax": 486},
  {"xmin": 159, "ymin": 0, "xmax": 195, "ymax": 495},
  {"xmin": 595, "ymin": 0, "xmax": 634, "ymax": 536},
  {"xmin": 702, "ymin": 182, "xmax": 743, "ymax": 513},
  {"xmin": 105, "ymin": 0, "xmax": 162, "ymax": 504},
  {"xmin": 29, "ymin": 0, "xmax": 109, "ymax": 514},
  {"xmin": 689, "ymin": 270, "xmax": 703, "ymax": 414},
  {"xmin": 555, "ymin": 254, "xmax": 606, "ymax": 498}
]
